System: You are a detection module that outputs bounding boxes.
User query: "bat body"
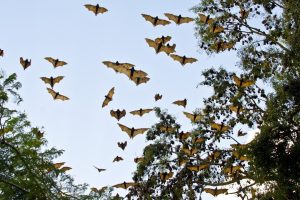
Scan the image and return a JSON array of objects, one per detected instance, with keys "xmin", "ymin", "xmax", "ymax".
[
  {"xmin": 94, "ymin": 166, "xmax": 106, "ymax": 173},
  {"xmin": 102, "ymin": 61, "xmax": 134, "ymax": 73},
  {"xmin": 155, "ymin": 93, "xmax": 162, "ymax": 101},
  {"xmin": 112, "ymin": 182, "xmax": 136, "ymax": 189},
  {"xmin": 44, "ymin": 57, "xmax": 67, "ymax": 68},
  {"xmin": 47, "ymin": 88, "xmax": 69, "ymax": 101},
  {"xmin": 181, "ymin": 147, "xmax": 198, "ymax": 156},
  {"xmin": 20, "ymin": 57, "xmax": 31, "ymax": 70},
  {"xmin": 198, "ymin": 14, "xmax": 214, "ymax": 24},
  {"xmin": 187, "ymin": 164, "xmax": 208, "ymax": 172},
  {"xmin": 117, "ymin": 141, "xmax": 127, "ymax": 150},
  {"xmin": 154, "ymin": 36, "xmax": 172, "ymax": 44},
  {"xmin": 117, "ymin": 123, "xmax": 148, "ymax": 139},
  {"xmin": 40, "ymin": 76, "xmax": 64, "ymax": 88},
  {"xmin": 159, "ymin": 171, "xmax": 173, "ymax": 181},
  {"xmin": 170, "ymin": 54, "xmax": 197, "ymax": 65},
  {"xmin": 130, "ymin": 108, "xmax": 153, "ymax": 117},
  {"xmin": 164, "ymin": 13, "xmax": 194, "ymax": 25},
  {"xmin": 84, "ymin": 4, "xmax": 108, "ymax": 15},
  {"xmin": 141, "ymin": 14, "xmax": 170, "ymax": 26},
  {"xmin": 0, "ymin": 49, "xmax": 4, "ymax": 57},
  {"xmin": 211, "ymin": 122, "xmax": 230, "ymax": 132},
  {"xmin": 233, "ymin": 75, "xmax": 254, "ymax": 87},
  {"xmin": 102, "ymin": 87, "xmax": 115, "ymax": 108},
  {"xmin": 173, "ymin": 98, "xmax": 187, "ymax": 108},
  {"xmin": 183, "ymin": 111, "xmax": 203, "ymax": 123},
  {"xmin": 110, "ymin": 109, "xmax": 126, "ymax": 121},
  {"xmin": 204, "ymin": 188, "xmax": 228, "ymax": 196},
  {"xmin": 113, "ymin": 156, "xmax": 124, "ymax": 162}
]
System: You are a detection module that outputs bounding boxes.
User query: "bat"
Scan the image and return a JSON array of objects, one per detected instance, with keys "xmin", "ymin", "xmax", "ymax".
[
  {"xmin": 210, "ymin": 122, "xmax": 230, "ymax": 132},
  {"xmin": 0, "ymin": 49, "xmax": 4, "ymax": 57},
  {"xmin": 240, "ymin": 9, "xmax": 249, "ymax": 19},
  {"xmin": 112, "ymin": 181, "xmax": 136, "ymax": 189},
  {"xmin": 181, "ymin": 147, "xmax": 198, "ymax": 156},
  {"xmin": 237, "ymin": 129, "xmax": 247, "ymax": 137},
  {"xmin": 145, "ymin": 38, "xmax": 176, "ymax": 55},
  {"xmin": 119, "ymin": 66, "xmax": 148, "ymax": 79},
  {"xmin": 170, "ymin": 54, "xmax": 197, "ymax": 65},
  {"xmin": 211, "ymin": 41, "xmax": 234, "ymax": 52},
  {"xmin": 160, "ymin": 43, "xmax": 176, "ymax": 55},
  {"xmin": 84, "ymin": 4, "xmax": 108, "ymax": 15},
  {"xmin": 177, "ymin": 131, "xmax": 190, "ymax": 140},
  {"xmin": 113, "ymin": 156, "xmax": 124, "ymax": 162},
  {"xmin": 187, "ymin": 164, "xmax": 208, "ymax": 172},
  {"xmin": 47, "ymin": 88, "xmax": 69, "ymax": 101},
  {"xmin": 117, "ymin": 141, "xmax": 127, "ymax": 150},
  {"xmin": 173, "ymin": 98, "xmax": 187, "ymax": 108},
  {"xmin": 102, "ymin": 61, "xmax": 134, "ymax": 73},
  {"xmin": 131, "ymin": 76, "xmax": 150, "ymax": 86},
  {"xmin": 159, "ymin": 126, "xmax": 177, "ymax": 133},
  {"xmin": 44, "ymin": 57, "xmax": 67, "ymax": 68},
  {"xmin": 154, "ymin": 36, "xmax": 172, "ymax": 44},
  {"xmin": 60, "ymin": 166, "xmax": 72, "ymax": 172},
  {"xmin": 110, "ymin": 109, "xmax": 126, "ymax": 121},
  {"xmin": 141, "ymin": 14, "xmax": 171, "ymax": 26},
  {"xmin": 94, "ymin": 166, "xmax": 106, "ymax": 173},
  {"xmin": 117, "ymin": 123, "xmax": 149, "ymax": 139},
  {"xmin": 183, "ymin": 111, "xmax": 203, "ymax": 123},
  {"xmin": 134, "ymin": 157, "xmax": 144, "ymax": 163},
  {"xmin": 210, "ymin": 24, "xmax": 224, "ymax": 33},
  {"xmin": 233, "ymin": 75, "xmax": 255, "ymax": 87},
  {"xmin": 159, "ymin": 171, "xmax": 173, "ymax": 181},
  {"xmin": 224, "ymin": 165, "xmax": 241, "ymax": 174},
  {"xmin": 53, "ymin": 162, "xmax": 65, "ymax": 169},
  {"xmin": 20, "ymin": 57, "xmax": 31, "ymax": 70},
  {"xmin": 130, "ymin": 108, "xmax": 153, "ymax": 117},
  {"xmin": 207, "ymin": 151, "xmax": 221, "ymax": 161},
  {"xmin": 229, "ymin": 105, "xmax": 244, "ymax": 114},
  {"xmin": 102, "ymin": 87, "xmax": 114, "ymax": 108},
  {"xmin": 204, "ymin": 188, "xmax": 228, "ymax": 196},
  {"xmin": 40, "ymin": 76, "xmax": 64, "ymax": 88},
  {"xmin": 164, "ymin": 13, "xmax": 194, "ymax": 25},
  {"xmin": 155, "ymin": 93, "xmax": 162, "ymax": 101},
  {"xmin": 198, "ymin": 14, "xmax": 214, "ymax": 24},
  {"xmin": 193, "ymin": 137, "xmax": 205, "ymax": 143}
]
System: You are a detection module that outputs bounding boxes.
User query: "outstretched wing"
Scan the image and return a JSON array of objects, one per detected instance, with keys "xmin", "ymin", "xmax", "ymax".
[
  {"xmin": 131, "ymin": 76, "xmax": 150, "ymax": 86},
  {"xmin": 117, "ymin": 123, "xmax": 132, "ymax": 137},
  {"xmin": 130, "ymin": 109, "xmax": 153, "ymax": 116},
  {"xmin": 211, "ymin": 122, "xmax": 230, "ymax": 132},
  {"xmin": 84, "ymin": 4, "xmax": 107, "ymax": 15},
  {"xmin": 198, "ymin": 14, "xmax": 214, "ymax": 24},
  {"xmin": 233, "ymin": 75, "xmax": 254, "ymax": 87},
  {"xmin": 204, "ymin": 188, "xmax": 228, "ymax": 196},
  {"xmin": 160, "ymin": 44, "xmax": 176, "ymax": 55},
  {"xmin": 112, "ymin": 182, "xmax": 136, "ymax": 189},
  {"xmin": 47, "ymin": 88, "xmax": 69, "ymax": 101},
  {"xmin": 132, "ymin": 128, "xmax": 149, "ymax": 138},
  {"xmin": 45, "ymin": 57, "xmax": 67, "ymax": 68},
  {"xmin": 164, "ymin": 13, "xmax": 194, "ymax": 24},
  {"xmin": 173, "ymin": 99, "xmax": 187, "ymax": 108},
  {"xmin": 141, "ymin": 14, "xmax": 170, "ymax": 26},
  {"xmin": 154, "ymin": 36, "xmax": 172, "ymax": 44},
  {"xmin": 170, "ymin": 54, "xmax": 183, "ymax": 63},
  {"xmin": 102, "ymin": 61, "xmax": 134, "ymax": 73},
  {"xmin": 183, "ymin": 111, "xmax": 203, "ymax": 122},
  {"xmin": 187, "ymin": 164, "xmax": 208, "ymax": 172},
  {"xmin": 40, "ymin": 77, "xmax": 51, "ymax": 85},
  {"xmin": 102, "ymin": 87, "xmax": 115, "ymax": 107},
  {"xmin": 94, "ymin": 166, "xmax": 106, "ymax": 173}
]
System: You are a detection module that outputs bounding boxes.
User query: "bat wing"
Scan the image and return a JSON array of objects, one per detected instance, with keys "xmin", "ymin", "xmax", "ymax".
[
  {"xmin": 44, "ymin": 57, "xmax": 55, "ymax": 65},
  {"xmin": 117, "ymin": 141, "xmax": 127, "ymax": 150},
  {"xmin": 55, "ymin": 60, "xmax": 67, "ymax": 67},
  {"xmin": 233, "ymin": 75, "xmax": 241, "ymax": 86},
  {"xmin": 185, "ymin": 57, "xmax": 198, "ymax": 64},
  {"xmin": 155, "ymin": 94, "xmax": 162, "ymax": 101},
  {"xmin": 47, "ymin": 88, "xmax": 57, "ymax": 99},
  {"xmin": 60, "ymin": 166, "xmax": 72, "ymax": 172},
  {"xmin": 170, "ymin": 54, "xmax": 182, "ymax": 63},
  {"xmin": 224, "ymin": 166, "xmax": 241, "ymax": 174},
  {"xmin": 187, "ymin": 164, "xmax": 208, "ymax": 172},
  {"xmin": 164, "ymin": 13, "xmax": 178, "ymax": 22},
  {"xmin": 180, "ymin": 17, "xmax": 194, "ymax": 24},
  {"xmin": 113, "ymin": 182, "xmax": 136, "ymax": 189},
  {"xmin": 229, "ymin": 105, "xmax": 244, "ymax": 113},
  {"xmin": 242, "ymin": 80, "xmax": 255, "ymax": 87},
  {"xmin": 156, "ymin": 19, "xmax": 171, "ymax": 26},
  {"xmin": 204, "ymin": 188, "xmax": 228, "ymax": 196},
  {"xmin": 141, "ymin": 14, "xmax": 155, "ymax": 25},
  {"xmin": 57, "ymin": 93, "xmax": 69, "ymax": 101},
  {"xmin": 154, "ymin": 36, "xmax": 172, "ymax": 44},
  {"xmin": 145, "ymin": 38, "xmax": 159, "ymax": 49},
  {"xmin": 134, "ymin": 157, "xmax": 144, "ymax": 163},
  {"xmin": 160, "ymin": 44, "xmax": 176, "ymax": 55},
  {"xmin": 211, "ymin": 122, "xmax": 230, "ymax": 132},
  {"xmin": 129, "ymin": 110, "xmax": 141, "ymax": 116},
  {"xmin": 84, "ymin": 4, "xmax": 107, "ymax": 15},
  {"xmin": 102, "ymin": 87, "xmax": 115, "ymax": 108},
  {"xmin": 113, "ymin": 156, "xmax": 124, "ymax": 162},
  {"xmin": 160, "ymin": 172, "xmax": 173, "ymax": 180},
  {"xmin": 132, "ymin": 128, "xmax": 149, "ymax": 138},
  {"xmin": 210, "ymin": 25, "xmax": 224, "ymax": 33},
  {"xmin": 94, "ymin": 166, "xmax": 106, "ymax": 173},
  {"xmin": 53, "ymin": 76, "xmax": 64, "ymax": 84},
  {"xmin": 41, "ymin": 77, "xmax": 51, "ymax": 84},
  {"xmin": 47, "ymin": 88, "xmax": 69, "ymax": 101},
  {"xmin": 53, "ymin": 162, "xmax": 65, "ymax": 169},
  {"xmin": 117, "ymin": 123, "xmax": 132, "ymax": 137},
  {"xmin": 193, "ymin": 137, "xmax": 205, "ymax": 143},
  {"xmin": 173, "ymin": 99, "xmax": 187, "ymax": 108},
  {"xmin": 198, "ymin": 14, "xmax": 214, "ymax": 24},
  {"xmin": 102, "ymin": 61, "xmax": 120, "ymax": 72},
  {"xmin": 132, "ymin": 76, "xmax": 150, "ymax": 86}
]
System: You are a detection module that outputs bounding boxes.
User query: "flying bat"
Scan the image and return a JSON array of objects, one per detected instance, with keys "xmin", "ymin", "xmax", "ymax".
[
  {"xmin": 112, "ymin": 181, "xmax": 136, "ymax": 189},
  {"xmin": 20, "ymin": 57, "xmax": 31, "ymax": 70},
  {"xmin": 119, "ymin": 66, "xmax": 148, "ymax": 79},
  {"xmin": 181, "ymin": 147, "xmax": 198, "ymax": 156},
  {"xmin": 0, "ymin": 49, "xmax": 4, "ymax": 57},
  {"xmin": 47, "ymin": 88, "xmax": 69, "ymax": 101},
  {"xmin": 117, "ymin": 141, "xmax": 127, "ymax": 150},
  {"xmin": 84, "ymin": 4, "xmax": 108, "ymax": 15},
  {"xmin": 173, "ymin": 98, "xmax": 187, "ymax": 108},
  {"xmin": 159, "ymin": 125, "xmax": 177, "ymax": 133},
  {"xmin": 159, "ymin": 171, "xmax": 173, "ymax": 181},
  {"xmin": 164, "ymin": 13, "xmax": 194, "ymax": 25},
  {"xmin": 94, "ymin": 166, "xmax": 106, "ymax": 173},
  {"xmin": 141, "ymin": 14, "xmax": 171, "ymax": 26},
  {"xmin": 130, "ymin": 108, "xmax": 153, "ymax": 117},
  {"xmin": 177, "ymin": 131, "xmax": 190, "ymax": 140},
  {"xmin": 134, "ymin": 157, "xmax": 144, "ymax": 163},
  {"xmin": 211, "ymin": 41, "xmax": 234, "ymax": 52},
  {"xmin": 117, "ymin": 123, "xmax": 149, "ymax": 139},
  {"xmin": 170, "ymin": 54, "xmax": 197, "ymax": 66},
  {"xmin": 210, "ymin": 24, "xmax": 224, "ymax": 33},
  {"xmin": 110, "ymin": 109, "xmax": 126, "ymax": 121},
  {"xmin": 102, "ymin": 61, "xmax": 134, "ymax": 73},
  {"xmin": 145, "ymin": 38, "xmax": 176, "ymax": 55},
  {"xmin": 237, "ymin": 129, "xmax": 247, "ymax": 137},
  {"xmin": 187, "ymin": 164, "xmax": 208, "ymax": 172},
  {"xmin": 40, "ymin": 76, "xmax": 64, "ymax": 88},
  {"xmin": 44, "ymin": 57, "xmax": 67, "ymax": 68},
  {"xmin": 154, "ymin": 93, "xmax": 162, "ymax": 101},
  {"xmin": 198, "ymin": 13, "xmax": 214, "ymax": 24},
  {"xmin": 233, "ymin": 75, "xmax": 255, "ymax": 87},
  {"xmin": 131, "ymin": 76, "xmax": 150, "ymax": 86},
  {"xmin": 210, "ymin": 122, "xmax": 230, "ymax": 132},
  {"xmin": 154, "ymin": 36, "xmax": 172, "ymax": 44},
  {"xmin": 183, "ymin": 111, "xmax": 203, "ymax": 123},
  {"xmin": 224, "ymin": 165, "xmax": 241, "ymax": 174},
  {"xmin": 102, "ymin": 87, "xmax": 114, "ymax": 108},
  {"xmin": 207, "ymin": 151, "xmax": 221, "ymax": 161},
  {"xmin": 113, "ymin": 156, "xmax": 124, "ymax": 162},
  {"xmin": 204, "ymin": 188, "xmax": 228, "ymax": 196}
]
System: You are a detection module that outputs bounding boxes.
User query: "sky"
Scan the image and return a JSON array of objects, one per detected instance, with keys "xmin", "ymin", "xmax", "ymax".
[{"xmin": 0, "ymin": 0, "xmax": 249, "ymax": 199}]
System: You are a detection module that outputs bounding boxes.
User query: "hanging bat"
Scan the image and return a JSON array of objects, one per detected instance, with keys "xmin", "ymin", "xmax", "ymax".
[
  {"xmin": 181, "ymin": 147, "xmax": 198, "ymax": 156},
  {"xmin": 84, "ymin": 4, "xmax": 108, "ymax": 15},
  {"xmin": 102, "ymin": 87, "xmax": 114, "ymax": 108},
  {"xmin": 112, "ymin": 181, "xmax": 136, "ymax": 189},
  {"xmin": 159, "ymin": 125, "xmax": 177, "ymax": 133},
  {"xmin": 0, "ymin": 49, "xmax": 4, "ymax": 57},
  {"xmin": 183, "ymin": 111, "xmax": 203, "ymax": 123},
  {"xmin": 130, "ymin": 108, "xmax": 153, "ymax": 117},
  {"xmin": 198, "ymin": 13, "xmax": 214, "ymax": 24},
  {"xmin": 94, "ymin": 166, "xmax": 106, "ymax": 173},
  {"xmin": 40, "ymin": 76, "xmax": 64, "ymax": 88},
  {"xmin": 207, "ymin": 151, "xmax": 221, "ymax": 161},
  {"xmin": 177, "ymin": 131, "xmax": 190, "ymax": 140},
  {"xmin": 159, "ymin": 171, "xmax": 173, "ymax": 181},
  {"xmin": 145, "ymin": 38, "xmax": 176, "ymax": 55},
  {"xmin": 204, "ymin": 188, "xmax": 228, "ymax": 196},
  {"xmin": 170, "ymin": 54, "xmax": 197, "ymax": 66},
  {"xmin": 173, "ymin": 98, "xmax": 187, "ymax": 108},
  {"xmin": 211, "ymin": 41, "xmax": 234, "ymax": 52},
  {"xmin": 210, "ymin": 122, "xmax": 230, "ymax": 132},
  {"xmin": 20, "ymin": 57, "xmax": 31, "ymax": 70},
  {"xmin": 154, "ymin": 93, "xmax": 162, "ymax": 101},
  {"xmin": 117, "ymin": 123, "xmax": 149, "ymax": 139},
  {"xmin": 210, "ymin": 24, "xmax": 224, "ymax": 33},
  {"xmin": 154, "ymin": 36, "xmax": 172, "ymax": 44},
  {"xmin": 44, "ymin": 57, "xmax": 67, "ymax": 68},
  {"xmin": 131, "ymin": 76, "xmax": 150, "ymax": 86},
  {"xmin": 224, "ymin": 165, "xmax": 241, "ymax": 174},
  {"xmin": 141, "ymin": 14, "xmax": 171, "ymax": 26},
  {"xmin": 47, "ymin": 88, "xmax": 69, "ymax": 101},
  {"xmin": 113, "ymin": 156, "xmax": 124, "ymax": 162},
  {"xmin": 134, "ymin": 157, "xmax": 144, "ymax": 163},
  {"xmin": 110, "ymin": 109, "xmax": 126, "ymax": 121},
  {"xmin": 164, "ymin": 13, "xmax": 194, "ymax": 25},
  {"xmin": 233, "ymin": 75, "xmax": 255, "ymax": 87},
  {"xmin": 117, "ymin": 141, "xmax": 127, "ymax": 150},
  {"xmin": 102, "ymin": 61, "xmax": 134, "ymax": 73},
  {"xmin": 187, "ymin": 164, "xmax": 208, "ymax": 172}
]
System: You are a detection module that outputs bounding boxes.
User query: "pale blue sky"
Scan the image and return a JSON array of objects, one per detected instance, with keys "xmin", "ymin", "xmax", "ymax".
[{"xmin": 0, "ymin": 0, "xmax": 240, "ymax": 198}]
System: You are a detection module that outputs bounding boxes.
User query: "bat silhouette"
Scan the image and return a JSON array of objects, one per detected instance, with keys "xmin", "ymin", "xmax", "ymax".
[
  {"xmin": 44, "ymin": 57, "xmax": 67, "ymax": 68},
  {"xmin": 20, "ymin": 57, "xmax": 31, "ymax": 70},
  {"xmin": 145, "ymin": 38, "xmax": 176, "ymax": 55},
  {"xmin": 159, "ymin": 171, "xmax": 173, "ymax": 181},
  {"xmin": 210, "ymin": 24, "xmax": 224, "ymax": 33},
  {"xmin": 237, "ymin": 129, "xmax": 247, "ymax": 137},
  {"xmin": 181, "ymin": 147, "xmax": 198, "ymax": 156},
  {"xmin": 130, "ymin": 108, "xmax": 153, "ymax": 117},
  {"xmin": 211, "ymin": 122, "xmax": 230, "ymax": 132},
  {"xmin": 47, "ymin": 88, "xmax": 69, "ymax": 101},
  {"xmin": 94, "ymin": 166, "xmax": 106, "ymax": 173},
  {"xmin": 198, "ymin": 14, "xmax": 214, "ymax": 24},
  {"xmin": 187, "ymin": 164, "xmax": 208, "ymax": 172},
  {"xmin": 164, "ymin": 13, "xmax": 194, "ymax": 25},
  {"xmin": 204, "ymin": 188, "xmax": 228, "ymax": 196},
  {"xmin": 224, "ymin": 165, "xmax": 241, "ymax": 174},
  {"xmin": 177, "ymin": 131, "xmax": 190, "ymax": 140},
  {"xmin": 113, "ymin": 156, "xmax": 124, "ymax": 162},
  {"xmin": 229, "ymin": 105, "xmax": 244, "ymax": 114},
  {"xmin": 154, "ymin": 36, "xmax": 172, "ymax": 44},
  {"xmin": 233, "ymin": 75, "xmax": 254, "ymax": 87},
  {"xmin": 141, "ymin": 14, "xmax": 171, "ymax": 26},
  {"xmin": 0, "ymin": 49, "xmax": 4, "ymax": 57},
  {"xmin": 183, "ymin": 111, "xmax": 203, "ymax": 123},
  {"xmin": 134, "ymin": 157, "xmax": 144, "ymax": 163},
  {"xmin": 173, "ymin": 98, "xmax": 187, "ymax": 108},
  {"xmin": 84, "ymin": 4, "xmax": 108, "ymax": 15},
  {"xmin": 112, "ymin": 181, "xmax": 136, "ymax": 189},
  {"xmin": 117, "ymin": 123, "xmax": 148, "ymax": 139},
  {"xmin": 159, "ymin": 126, "xmax": 177, "ymax": 133},
  {"xmin": 102, "ymin": 61, "xmax": 134, "ymax": 73},
  {"xmin": 40, "ymin": 76, "xmax": 64, "ymax": 88},
  {"xmin": 117, "ymin": 141, "xmax": 127, "ymax": 150},
  {"xmin": 155, "ymin": 93, "xmax": 162, "ymax": 101},
  {"xmin": 110, "ymin": 109, "xmax": 126, "ymax": 121},
  {"xmin": 102, "ymin": 87, "xmax": 114, "ymax": 108},
  {"xmin": 170, "ymin": 54, "xmax": 197, "ymax": 65},
  {"xmin": 211, "ymin": 41, "xmax": 234, "ymax": 52}
]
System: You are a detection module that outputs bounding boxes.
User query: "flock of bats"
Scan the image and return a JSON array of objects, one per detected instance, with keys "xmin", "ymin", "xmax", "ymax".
[{"xmin": 0, "ymin": 2, "xmax": 254, "ymax": 197}]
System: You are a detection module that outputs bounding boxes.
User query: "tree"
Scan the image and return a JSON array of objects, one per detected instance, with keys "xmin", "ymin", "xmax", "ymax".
[{"xmin": 127, "ymin": 0, "xmax": 300, "ymax": 199}]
